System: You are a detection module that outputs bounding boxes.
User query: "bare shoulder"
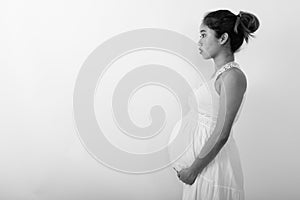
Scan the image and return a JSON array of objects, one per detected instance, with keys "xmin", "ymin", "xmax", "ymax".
[{"xmin": 216, "ymin": 67, "xmax": 247, "ymax": 94}]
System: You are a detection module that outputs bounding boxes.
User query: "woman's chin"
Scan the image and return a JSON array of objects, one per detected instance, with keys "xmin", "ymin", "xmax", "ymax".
[
  {"xmin": 199, "ymin": 52, "xmax": 209, "ymax": 59},
  {"xmin": 200, "ymin": 54, "xmax": 210, "ymax": 60}
]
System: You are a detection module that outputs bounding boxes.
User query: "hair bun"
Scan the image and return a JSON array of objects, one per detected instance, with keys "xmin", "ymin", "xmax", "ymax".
[
  {"xmin": 239, "ymin": 11, "xmax": 260, "ymax": 33},
  {"xmin": 235, "ymin": 11, "xmax": 260, "ymax": 42}
]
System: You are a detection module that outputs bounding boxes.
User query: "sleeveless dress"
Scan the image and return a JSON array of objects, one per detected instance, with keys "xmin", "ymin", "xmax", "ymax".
[{"xmin": 168, "ymin": 61, "xmax": 246, "ymax": 200}]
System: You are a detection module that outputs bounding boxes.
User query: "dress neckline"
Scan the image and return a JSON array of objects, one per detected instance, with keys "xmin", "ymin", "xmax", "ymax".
[
  {"xmin": 206, "ymin": 61, "xmax": 240, "ymax": 97},
  {"xmin": 210, "ymin": 61, "xmax": 240, "ymax": 81},
  {"xmin": 194, "ymin": 61, "xmax": 240, "ymax": 92}
]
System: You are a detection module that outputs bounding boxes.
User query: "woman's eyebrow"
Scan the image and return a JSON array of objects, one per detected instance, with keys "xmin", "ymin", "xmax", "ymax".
[{"xmin": 200, "ymin": 30, "xmax": 206, "ymax": 33}]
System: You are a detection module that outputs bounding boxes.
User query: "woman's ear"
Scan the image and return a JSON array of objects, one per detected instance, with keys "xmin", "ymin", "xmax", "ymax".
[{"xmin": 219, "ymin": 33, "xmax": 229, "ymax": 45}]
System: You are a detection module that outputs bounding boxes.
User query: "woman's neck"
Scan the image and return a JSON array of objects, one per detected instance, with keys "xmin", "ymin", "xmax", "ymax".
[{"xmin": 213, "ymin": 51, "xmax": 235, "ymax": 72}]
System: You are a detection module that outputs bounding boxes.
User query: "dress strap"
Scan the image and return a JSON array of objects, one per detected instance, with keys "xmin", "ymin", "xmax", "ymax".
[{"xmin": 213, "ymin": 61, "xmax": 240, "ymax": 80}]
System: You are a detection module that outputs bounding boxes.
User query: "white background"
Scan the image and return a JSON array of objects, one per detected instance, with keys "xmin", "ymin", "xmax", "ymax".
[{"xmin": 1, "ymin": 0, "xmax": 300, "ymax": 199}]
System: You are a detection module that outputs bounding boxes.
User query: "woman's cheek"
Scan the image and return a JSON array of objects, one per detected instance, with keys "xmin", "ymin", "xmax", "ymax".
[{"xmin": 204, "ymin": 47, "xmax": 211, "ymax": 58}]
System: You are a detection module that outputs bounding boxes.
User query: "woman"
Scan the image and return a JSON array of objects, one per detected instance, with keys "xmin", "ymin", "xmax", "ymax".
[{"xmin": 171, "ymin": 10, "xmax": 260, "ymax": 200}]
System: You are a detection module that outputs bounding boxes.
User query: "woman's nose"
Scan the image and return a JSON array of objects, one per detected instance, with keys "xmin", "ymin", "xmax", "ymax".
[{"xmin": 198, "ymin": 40, "xmax": 202, "ymax": 47}]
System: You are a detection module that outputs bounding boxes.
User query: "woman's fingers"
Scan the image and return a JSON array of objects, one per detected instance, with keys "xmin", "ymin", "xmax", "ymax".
[
  {"xmin": 173, "ymin": 167, "xmax": 181, "ymax": 178},
  {"xmin": 173, "ymin": 167, "xmax": 179, "ymax": 173}
]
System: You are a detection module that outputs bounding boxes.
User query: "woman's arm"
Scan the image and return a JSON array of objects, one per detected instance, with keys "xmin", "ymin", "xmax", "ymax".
[{"xmin": 190, "ymin": 68, "xmax": 247, "ymax": 174}]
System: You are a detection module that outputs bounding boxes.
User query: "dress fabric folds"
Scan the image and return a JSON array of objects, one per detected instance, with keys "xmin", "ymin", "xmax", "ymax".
[{"xmin": 169, "ymin": 62, "xmax": 246, "ymax": 200}]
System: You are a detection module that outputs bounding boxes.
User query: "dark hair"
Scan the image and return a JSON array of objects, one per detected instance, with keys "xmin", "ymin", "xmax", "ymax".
[{"xmin": 202, "ymin": 10, "xmax": 260, "ymax": 53}]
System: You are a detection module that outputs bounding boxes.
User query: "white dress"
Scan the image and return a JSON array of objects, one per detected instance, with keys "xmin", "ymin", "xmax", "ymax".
[{"xmin": 168, "ymin": 61, "xmax": 246, "ymax": 200}]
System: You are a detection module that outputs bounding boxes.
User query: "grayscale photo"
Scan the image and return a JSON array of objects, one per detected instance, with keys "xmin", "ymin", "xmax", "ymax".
[{"xmin": 0, "ymin": 0, "xmax": 299, "ymax": 200}]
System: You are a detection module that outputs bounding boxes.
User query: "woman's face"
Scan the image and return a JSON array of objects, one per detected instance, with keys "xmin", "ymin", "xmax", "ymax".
[{"xmin": 198, "ymin": 23, "xmax": 221, "ymax": 59}]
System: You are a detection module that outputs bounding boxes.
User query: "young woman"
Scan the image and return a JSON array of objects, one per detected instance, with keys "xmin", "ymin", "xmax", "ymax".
[{"xmin": 172, "ymin": 9, "xmax": 260, "ymax": 199}]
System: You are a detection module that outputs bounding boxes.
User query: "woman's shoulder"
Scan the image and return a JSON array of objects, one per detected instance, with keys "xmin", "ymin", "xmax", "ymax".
[
  {"xmin": 217, "ymin": 66, "xmax": 247, "ymax": 92},
  {"xmin": 223, "ymin": 66, "xmax": 246, "ymax": 80}
]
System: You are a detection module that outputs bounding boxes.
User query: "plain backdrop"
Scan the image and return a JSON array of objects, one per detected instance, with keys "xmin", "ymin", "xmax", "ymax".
[{"xmin": 1, "ymin": 0, "xmax": 300, "ymax": 199}]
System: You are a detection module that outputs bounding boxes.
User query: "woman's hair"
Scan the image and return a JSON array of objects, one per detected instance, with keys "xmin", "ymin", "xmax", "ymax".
[{"xmin": 202, "ymin": 10, "xmax": 260, "ymax": 53}]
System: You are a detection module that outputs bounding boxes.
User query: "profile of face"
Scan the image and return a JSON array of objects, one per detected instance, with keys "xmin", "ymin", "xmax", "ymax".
[{"xmin": 198, "ymin": 23, "xmax": 223, "ymax": 59}]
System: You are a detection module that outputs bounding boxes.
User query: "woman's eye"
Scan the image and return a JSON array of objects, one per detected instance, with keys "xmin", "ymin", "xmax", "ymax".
[{"xmin": 200, "ymin": 34, "xmax": 206, "ymax": 38}]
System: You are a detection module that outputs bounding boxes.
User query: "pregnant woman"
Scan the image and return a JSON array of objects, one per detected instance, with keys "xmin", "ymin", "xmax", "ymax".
[{"xmin": 170, "ymin": 9, "xmax": 260, "ymax": 200}]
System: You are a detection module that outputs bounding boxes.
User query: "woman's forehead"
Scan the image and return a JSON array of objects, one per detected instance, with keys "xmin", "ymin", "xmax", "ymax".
[{"xmin": 199, "ymin": 24, "xmax": 208, "ymax": 32}]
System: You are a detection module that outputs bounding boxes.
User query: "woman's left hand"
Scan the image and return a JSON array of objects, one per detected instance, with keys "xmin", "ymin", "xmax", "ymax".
[{"xmin": 177, "ymin": 167, "xmax": 198, "ymax": 185}]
